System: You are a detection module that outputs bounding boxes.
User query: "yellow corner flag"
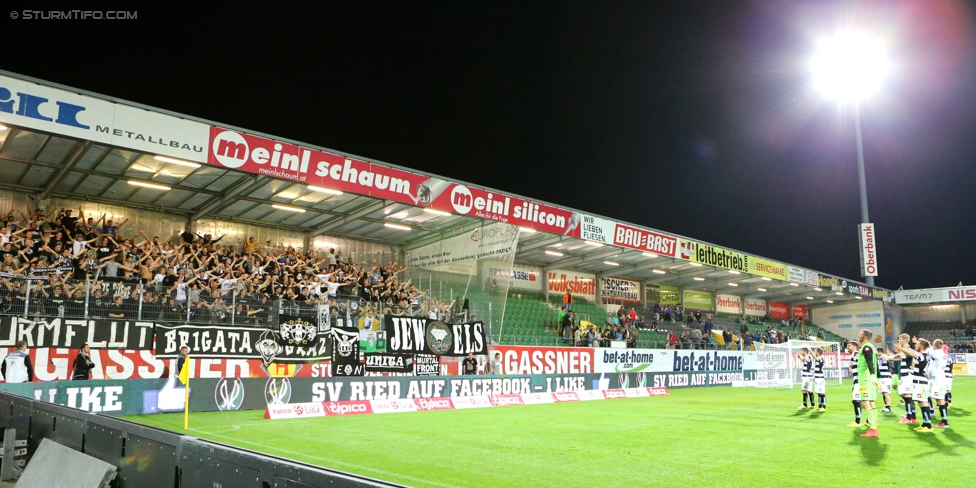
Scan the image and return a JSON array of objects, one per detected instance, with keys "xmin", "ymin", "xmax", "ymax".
[{"xmin": 179, "ymin": 356, "xmax": 190, "ymax": 429}]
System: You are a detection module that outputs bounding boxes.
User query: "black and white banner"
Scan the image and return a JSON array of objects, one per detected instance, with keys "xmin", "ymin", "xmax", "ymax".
[
  {"xmin": 0, "ymin": 316, "xmax": 154, "ymax": 349},
  {"xmin": 364, "ymin": 353, "xmax": 414, "ymax": 373},
  {"xmin": 92, "ymin": 277, "xmax": 142, "ymax": 298},
  {"xmin": 155, "ymin": 324, "xmax": 331, "ymax": 366},
  {"xmin": 331, "ymin": 326, "xmax": 364, "ymax": 376},
  {"xmin": 383, "ymin": 316, "xmax": 487, "ymax": 356},
  {"xmin": 414, "ymin": 354, "xmax": 441, "ymax": 376}
]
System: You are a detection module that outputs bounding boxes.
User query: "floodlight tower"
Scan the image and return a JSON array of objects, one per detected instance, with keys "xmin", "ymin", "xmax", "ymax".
[{"xmin": 812, "ymin": 32, "xmax": 889, "ymax": 286}]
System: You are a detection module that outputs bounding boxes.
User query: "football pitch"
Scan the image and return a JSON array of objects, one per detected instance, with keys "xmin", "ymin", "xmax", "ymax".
[{"xmin": 123, "ymin": 377, "xmax": 976, "ymax": 487}]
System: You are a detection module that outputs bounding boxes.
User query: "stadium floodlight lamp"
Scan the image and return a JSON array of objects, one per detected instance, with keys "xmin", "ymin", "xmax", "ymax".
[
  {"xmin": 761, "ymin": 277, "xmax": 772, "ymax": 281},
  {"xmin": 642, "ymin": 252, "xmax": 657, "ymax": 258},
  {"xmin": 812, "ymin": 31, "xmax": 889, "ymax": 103},
  {"xmin": 519, "ymin": 227, "xmax": 536, "ymax": 233},
  {"xmin": 814, "ymin": 287, "xmax": 823, "ymax": 291},
  {"xmin": 728, "ymin": 283, "xmax": 738, "ymax": 287},
  {"xmin": 790, "ymin": 283, "xmax": 800, "ymax": 287},
  {"xmin": 757, "ymin": 288, "xmax": 767, "ymax": 292},
  {"xmin": 603, "ymin": 261, "xmax": 619, "ymax": 266},
  {"xmin": 693, "ymin": 277, "xmax": 705, "ymax": 281},
  {"xmin": 729, "ymin": 270, "xmax": 740, "ymax": 275},
  {"xmin": 835, "ymin": 292, "xmax": 844, "ymax": 295},
  {"xmin": 544, "ymin": 250, "xmax": 564, "ymax": 257},
  {"xmin": 827, "ymin": 300, "xmax": 834, "ymax": 303},
  {"xmin": 308, "ymin": 185, "xmax": 344, "ymax": 195},
  {"xmin": 806, "ymin": 296, "xmax": 814, "ymax": 300},
  {"xmin": 154, "ymin": 155, "xmax": 201, "ymax": 169},
  {"xmin": 127, "ymin": 180, "xmax": 171, "ymax": 191},
  {"xmin": 688, "ymin": 263, "xmax": 702, "ymax": 267},
  {"xmin": 422, "ymin": 208, "xmax": 451, "ymax": 217},
  {"xmin": 383, "ymin": 223, "xmax": 411, "ymax": 231},
  {"xmin": 584, "ymin": 240, "xmax": 604, "ymax": 247},
  {"xmin": 272, "ymin": 204, "xmax": 306, "ymax": 213},
  {"xmin": 652, "ymin": 269, "xmax": 666, "ymax": 274},
  {"xmin": 855, "ymin": 296, "xmax": 863, "ymax": 299}
]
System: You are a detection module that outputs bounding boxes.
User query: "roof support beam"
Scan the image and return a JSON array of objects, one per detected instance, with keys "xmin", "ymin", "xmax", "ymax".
[
  {"xmin": 190, "ymin": 175, "xmax": 266, "ymax": 221},
  {"xmin": 403, "ymin": 220, "xmax": 486, "ymax": 251},
  {"xmin": 38, "ymin": 141, "xmax": 93, "ymax": 200},
  {"xmin": 516, "ymin": 235, "xmax": 566, "ymax": 253},
  {"xmin": 312, "ymin": 200, "xmax": 387, "ymax": 236},
  {"xmin": 545, "ymin": 248, "xmax": 625, "ymax": 269}
]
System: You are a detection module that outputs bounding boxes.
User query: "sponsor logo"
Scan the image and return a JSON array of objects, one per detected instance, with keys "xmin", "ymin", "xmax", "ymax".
[
  {"xmin": 489, "ymin": 394, "xmax": 524, "ymax": 406},
  {"xmin": 553, "ymin": 391, "xmax": 580, "ymax": 402},
  {"xmin": 415, "ymin": 398, "xmax": 455, "ymax": 411},
  {"xmin": 769, "ymin": 302, "xmax": 789, "ymax": 318},
  {"xmin": 488, "ymin": 267, "xmax": 537, "ymax": 282},
  {"xmin": 211, "ymin": 130, "xmax": 249, "ymax": 168},
  {"xmin": 601, "ymin": 350, "xmax": 655, "ymax": 373},
  {"xmin": 264, "ymin": 377, "xmax": 292, "ymax": 405},
  {"xmin": 604, "ymin": 389, "xmax": 627, "ymax": 399},
  {"xmin": 547, "ymin": 270, "xmax": 597, "ymax": 297},
  {"xmin": 450, "ymin": 185, "xmax": 474, "ymax": 214},
  {"xmin": 601, "ymin": 277, "xmax": 641, "ymax": 302},
  {"xmin": 497, "ymin": 346, "xmax": 594, "ymax": 374},
  {"xmin": 325, "ymin": 401, "xmax": 371, "ymax": 416},
  {"xmin": 647, "ymin": 387, "xmax": 669, "ymax": 396},
  {"xmin": 947, "ymin": 288, "xmax": 976, "ymax": 300},
  {"xmin": 214, "ymin": 378, "xmax": 245, "ymax": 411},
  {"xmin": 613, "ymin": 224, "xmax": 677, "ymax": 257},
  {"xmin": 693, "ymin": 244, "xmax": 748, "ymax": 272},
  {"xmin": 0, "ymin": 86, "xmax": 89, "ymax": 129},
  {"xmin": 860, "ymin": 224, "xmax": 877, "ymax": 276}
]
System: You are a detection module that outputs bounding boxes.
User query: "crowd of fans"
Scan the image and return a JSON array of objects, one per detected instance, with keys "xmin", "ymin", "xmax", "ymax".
[{"xmin": 0, "ymin": 204, "xmax": 464, "ymax": 327}]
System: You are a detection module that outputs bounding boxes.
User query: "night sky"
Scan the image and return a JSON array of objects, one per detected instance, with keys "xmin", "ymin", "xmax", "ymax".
[{"xmin": 4, "ymin": 1, "xmax": 975, "ymax": 290}]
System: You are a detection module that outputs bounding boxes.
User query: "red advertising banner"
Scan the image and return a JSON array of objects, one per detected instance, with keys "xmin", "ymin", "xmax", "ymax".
[
  {"xmin": 490, "ymin": 345, "xmax": 595, "ymax": 375},
  {"xmin": 0, "ymin": 347, "xmax": 331, "ymax": 382},
  {"xmin": 792, "ymin": 305, "xmax": 809, "ymax": 321},
  {"xmin": 769, "ymin": 302, "xmax": 790, "ymax": 320},
  {"xmin": 611, "ymin": 223, "xmax": 678, "ymax": 257},
  {"xmin": 207, "ymin": 127, "xmax": 580, "ymax": 236}
]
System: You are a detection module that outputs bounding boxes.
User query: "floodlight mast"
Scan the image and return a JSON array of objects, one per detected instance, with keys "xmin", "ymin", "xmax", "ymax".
[{"xmin": 812, "ymin": 32, "xmax": 888, "ymax": 286}]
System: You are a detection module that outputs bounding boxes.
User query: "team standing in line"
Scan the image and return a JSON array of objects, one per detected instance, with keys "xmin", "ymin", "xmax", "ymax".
[{"xmin": 798, "ymin": 330, "xmax": 954, "ymax": 437}]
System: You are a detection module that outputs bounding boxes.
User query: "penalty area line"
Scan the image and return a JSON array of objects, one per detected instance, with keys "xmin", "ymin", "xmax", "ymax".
[{"xmin": 189, "ymin": 428, "xmax": 460, "ymax": 488}]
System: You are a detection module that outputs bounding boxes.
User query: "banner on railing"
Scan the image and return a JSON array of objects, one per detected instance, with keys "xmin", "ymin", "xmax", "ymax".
[
  {"xmin": 331, "ymin": 326, "xmax": 364, "ymax": 377},
  {"xmin": 154, "ymin": 324, "xmax": 331, "ymax": 366},
  {"xmin": 0, "ymin": 316, "xmax": 154, "ymax": 350},
  {"xmin": 384, "ymin": 316, "xmax": 487, "ymax": 356}
]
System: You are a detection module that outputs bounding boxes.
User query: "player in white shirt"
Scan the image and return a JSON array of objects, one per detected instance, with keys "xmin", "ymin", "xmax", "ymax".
[
  {"xmin": 812, "ymin": 348, "xmax": 827, "ymax": 411},
  {"xmin": 846, "ymin": 342, "xmax": 863, "ymax": 427},
  {"xmin": 876, "ymin": 347, "xmax": 894, "ymax": 412},
  {"xmin": 942, "ymin": 343, "xmax": 954, "ymax": 408},
  {"xmin": 929, "ymin": 339, "xmax": 950, "ymax": 429},
  {"xmin": 797, "ymin": 348, "xmax": 815, "ymax": 410}
]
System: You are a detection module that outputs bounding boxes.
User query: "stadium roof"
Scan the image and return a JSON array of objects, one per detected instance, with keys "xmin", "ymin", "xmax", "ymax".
[{"xmin": 0, "ymin": 69, "xmax": 891, "ymax": 309}]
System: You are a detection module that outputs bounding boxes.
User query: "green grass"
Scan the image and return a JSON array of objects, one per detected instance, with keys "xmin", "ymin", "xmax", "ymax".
[{"xmin": 123, "ymin": 377, "xmax": 976, "ymax": 487}]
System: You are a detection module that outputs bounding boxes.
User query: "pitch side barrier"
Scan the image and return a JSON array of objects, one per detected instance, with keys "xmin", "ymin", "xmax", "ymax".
[
  {"xmin": 0, "ymin": 391, "xmax": 403, "ymax": 488},
  {"xmin": 0, "ymin": 367, "xmax": 753, "ymax": 417}
]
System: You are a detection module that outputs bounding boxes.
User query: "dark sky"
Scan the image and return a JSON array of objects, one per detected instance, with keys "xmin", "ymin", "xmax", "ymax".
[{"xmin": 4, "ymin": 1, "xmax": 975, "ymax": 290}]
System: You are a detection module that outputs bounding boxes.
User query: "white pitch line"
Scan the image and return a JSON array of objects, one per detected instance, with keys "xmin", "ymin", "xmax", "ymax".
[{"xmin": 189, "ymin": 428, "xmax": 461, "ymax": 488}]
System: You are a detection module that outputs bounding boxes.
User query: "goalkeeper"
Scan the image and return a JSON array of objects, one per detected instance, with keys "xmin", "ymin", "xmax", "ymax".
[{"xmin": 857, "ymin": 330, "xmax": 881, "ymax": 438}]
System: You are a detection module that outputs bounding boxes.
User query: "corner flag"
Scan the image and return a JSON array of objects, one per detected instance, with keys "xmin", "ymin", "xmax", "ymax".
[{"xmin": 179, "ymin": 356, "xmax": 190, "ymax": 429}]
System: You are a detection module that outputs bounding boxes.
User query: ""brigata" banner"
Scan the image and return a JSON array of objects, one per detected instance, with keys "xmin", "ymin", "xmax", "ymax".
[{"xmin": 155, "ymin": 324, "xmax": 331, "ymax": 366}]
